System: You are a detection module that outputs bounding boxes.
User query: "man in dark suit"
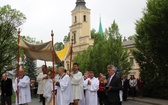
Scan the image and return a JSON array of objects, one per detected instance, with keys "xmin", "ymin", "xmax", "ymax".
[
  {"xmin": 121, "ymin": 75, "xmax": 129, "ymax": 101},
  {"xmin": 1, "ymin": 73, "xmax": 13, "ymax": 105},
  {"xmin": 105, "ymin": 64, "xmax": 122, "ymax": 105}
]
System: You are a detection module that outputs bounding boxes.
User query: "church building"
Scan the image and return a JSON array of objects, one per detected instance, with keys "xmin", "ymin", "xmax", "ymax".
[
  {"xmin": 57, "ymin": 0, "xmax": 140, "ymax": 78},
  {"xmin": 64, "ymin": 0, "xmax": 94, "ymax": 70}
]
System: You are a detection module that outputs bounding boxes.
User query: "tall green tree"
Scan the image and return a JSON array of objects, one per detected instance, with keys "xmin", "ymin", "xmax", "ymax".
[
  {"xmin": 0, "ymin": 5, "xmax": 26, "ymax": 74},
  {"xmin": 103, "ymin": 20, "xmax": 131, "ymax": 74},
  {"xmin": 73, "ymin": 47, "xmax": 92, "ymax": 73},
  {"xmin": 74, "ymin": 21, "xmax": 131, "ymax": 76},
  {"xmin": 133, "ymin": 0, "xmax": 168, "ymax": 99}
]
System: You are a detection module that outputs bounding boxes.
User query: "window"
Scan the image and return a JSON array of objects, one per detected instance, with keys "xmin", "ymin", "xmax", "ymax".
[
  {"xmin": 74, "ymin": 16, "xmax": 77, "ymax": 23},
  {"xmin": 130, "ymin": 57, "xmax": 134, "ymax": 65},
  {"xmin": 83, "ymin": 15, "xmax": 86, "ymax": 22},
  {"xmin": 73, "ymin": 33, "xmax": 76, "ymax": 44}
]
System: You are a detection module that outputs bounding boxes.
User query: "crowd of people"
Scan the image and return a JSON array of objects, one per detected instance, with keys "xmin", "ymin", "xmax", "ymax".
[{"xmin": 0, "ymin": 63, "xmax": 144, "ymax": 105}]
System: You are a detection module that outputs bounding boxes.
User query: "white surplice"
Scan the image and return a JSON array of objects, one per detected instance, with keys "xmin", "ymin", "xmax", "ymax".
[
  {"xmin": 78, "ymin": 78, "xmax": 85, "ymax": 105},
  {"xmin": 43, "ymin": 78, "xmax": 53, "ymax": 102},
  {"xmin": 56, "ymin": 74, "xmax": 71, "ymax": 105},
  {"xmin": 13, "ymin": 76, "xmax": 31, "ymax": 105},
  {"xmin": 84, "ymin": 77, "xmax": 99, "ymax": 105},
  {"xmin": 36, "ymin": 73, "xmax": 47, "ymax": 94},
  {"xmin": 71, "ymin": 71, "xmax": 83, "ymax": 101}
]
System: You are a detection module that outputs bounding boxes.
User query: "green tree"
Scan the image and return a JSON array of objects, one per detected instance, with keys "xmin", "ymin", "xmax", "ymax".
[
  {"xmin": 103, "ymin": 20, "xmax": 131, "ymax": 74},
  {"xmin": 128, "ymin": 35, "xmax": 135, "ymax": 40},
  {"xmin": 90, "ymin": 28, "xmax": 97, "ymax": 39},
  {"xmin": 73, "ymin": 47, "xmax": 92, "ymax": 73},
  {"xmin": 24, "ymin": 57, "xmax": 36, "ymax": 79},
  {"xmin": 63, "ymin": 32, "xmax": 70, "ymax": 43},
  {"xmin": 133, "ymin": 0, "xmax": 168, "ymax": 99},
  {"xmin": 74, "ymin": 21, "xmax": 130, "ymax": 76},
  {"xmin": 0, "ymin": 5, "xmax": 26, "ymax": 74},
  {"xmin": 54, "ymin": 42, "xmax": 64, "ymax": 51}
]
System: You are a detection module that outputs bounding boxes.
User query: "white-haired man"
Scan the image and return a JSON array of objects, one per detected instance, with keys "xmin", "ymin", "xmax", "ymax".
[
  {"xmin": 54, "ymin": 67, "xmax": 71, "ymax": 105},
  {"xmin": 105, "ymin": 64, "xmax": 122, "ymax": 105}
]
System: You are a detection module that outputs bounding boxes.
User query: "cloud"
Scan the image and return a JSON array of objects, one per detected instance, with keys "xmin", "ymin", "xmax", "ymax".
[{"xmin": 0, "ymin": 0, "xmax": 146, "ymax": 67}]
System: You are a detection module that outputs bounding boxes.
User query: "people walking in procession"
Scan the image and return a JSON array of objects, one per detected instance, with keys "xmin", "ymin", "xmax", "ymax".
[
  {"xmin": 13, "ymin": 68, "xmax": 31, "ymax": 105},
  {"xmin": 121, "ymin": 75, "xmax": 129, "ymax": 101},
  {"xmin": 1, "ymin": 73, "xmax": 13, "ymax": 105},
  {"xmin": 98, "ymin": 74, "xmax": 106, "ymax": 105},
  {"xmin": 54, "ymin": 67, "xmax": 71, "ymax": 105},
  {"xmin": 105, "ymin": 64, "xmax": 122, "ymax": 105},
  {"xmin": 84, "ymin": 71, "xmax": 99, "ymax": 105},
  {"xmin": 69, "ymin": 63, "xmax": 83, "ymax": 105},
  {"xmin": 36, "ymin": 65, "xmax": 48, "ymax": 105},
  {"xmin": 129, "ymin": 75, "xmax": 137, "ymax": 99}
]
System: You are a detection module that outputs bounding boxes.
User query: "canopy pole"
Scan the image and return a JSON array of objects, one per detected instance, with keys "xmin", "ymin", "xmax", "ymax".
[
  {"xmin": 44, "ymin": 61, "xmax": 47, "ymax": 66},
  {"xmin": 69, "ymin": 36, "xmax": 74, "ymax": 73},
  {"xmin": 51, "ymin": 30, "xmax": 55, "ymax": 105},
  {"xmin": 17, "ymin": 28, "xmax": 21, "ymax": 104}
]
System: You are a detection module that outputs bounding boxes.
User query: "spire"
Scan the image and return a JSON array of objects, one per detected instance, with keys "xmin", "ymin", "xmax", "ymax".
[
  {"xmin": 76, "ymin": 0, "xmax": 86, "ymax": 7},
  {"xmin": 98, "ymin": 17, "xmax": 103, "ymax": 35}
]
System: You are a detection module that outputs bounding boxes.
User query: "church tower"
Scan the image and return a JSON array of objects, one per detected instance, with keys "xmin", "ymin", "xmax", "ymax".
[
  {"xmin": 70, "ymin": 0, "xmax": 91, "ymax": 45},
  {"xmin": 64, "ymin": 0, "xmax": 94, "ymax": 70}
]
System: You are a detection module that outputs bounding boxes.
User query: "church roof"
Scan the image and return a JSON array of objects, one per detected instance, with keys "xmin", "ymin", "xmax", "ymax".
[
  {"xmin": 73, "ymin": 0, "xmax": 89, "ymax": 10},
  {"xmin": 76, "ymin": 0, "xmax": 86, "ymax": 7}
]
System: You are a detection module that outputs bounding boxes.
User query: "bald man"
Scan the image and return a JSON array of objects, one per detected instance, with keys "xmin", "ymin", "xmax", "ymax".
[
  {"xmin": 1, "ymin": 73, "xmax": 12, "ymax": 105},
  {"xmin": 13, "ymin": 68, "xmax": 31, "ymax": 105}
]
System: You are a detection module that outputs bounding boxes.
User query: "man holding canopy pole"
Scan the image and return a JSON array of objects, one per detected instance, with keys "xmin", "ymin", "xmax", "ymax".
[
  {"xmin": 69, "ymin": 63, "xmax": 83, "ymax": 105},
  {"xmin": 17, "ymin": 29, "xmax": 61, "ymax": 105},
  {"xmin": 13, "ymin": 68, "xmax": 31, "ymax": 105}
]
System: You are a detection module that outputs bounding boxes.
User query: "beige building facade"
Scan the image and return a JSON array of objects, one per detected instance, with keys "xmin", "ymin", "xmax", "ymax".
[
  {"xmin": 64, "ymin": 0, "xmax": 94, "ymax": 70},
  {"xmin": 122, "ymin": 39, "xmax": 140, "ymax": 79},
  {"xmin": 63, "ymin": 0, "xmax": 140, "ymax": 78}
]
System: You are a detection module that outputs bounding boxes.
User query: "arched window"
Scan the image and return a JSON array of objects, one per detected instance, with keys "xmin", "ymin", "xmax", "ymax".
[
  {"xmin": 83, "ymin": 15, "xmax": 86, "ymax": 22},
  {"xmin": 74, "ymin": 16, "xmax": 77, "ymax": 23},
  {"xmin": 73, "ymin": 33, "xmax": 76, "ymax": 44}
]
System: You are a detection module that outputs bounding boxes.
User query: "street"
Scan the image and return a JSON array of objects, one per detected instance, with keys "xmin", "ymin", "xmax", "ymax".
[
  {"xmin": 12, "ymin": 98, "xmax": 153, "ymax": 105},
  {"xmin": 123, "ymin": 101, "xmax": 151, "ymax": 105}
]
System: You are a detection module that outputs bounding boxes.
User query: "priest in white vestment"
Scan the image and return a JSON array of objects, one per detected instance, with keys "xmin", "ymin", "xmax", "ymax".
[
  {"xmin": 43, "ymin": 67, "xmax": 55, "ymax": 105},
  {"xmin": 70, "ymin": 63, "xmax": 83, "ymax": 105},
  {"xmin": 37, "ymin": 65, "xmax": 48, "ymax": 105},
  {"xmin": 78, "ymin": 77, "xmax": 85, "ymax": 105},
  {"xmin": 13, "ymin": 68, "xmax": 31, "ymax": 105},
  {"xmin": 53, "ymin": 67, "xmax": 71, "ymax": 105},
  {"xmin": 37, "ymin": 68, "xmax": 47, "ymax": 103},
  {"xmin": 84, "ymin": 71, "xmax": 99, "ymax": 105}
]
